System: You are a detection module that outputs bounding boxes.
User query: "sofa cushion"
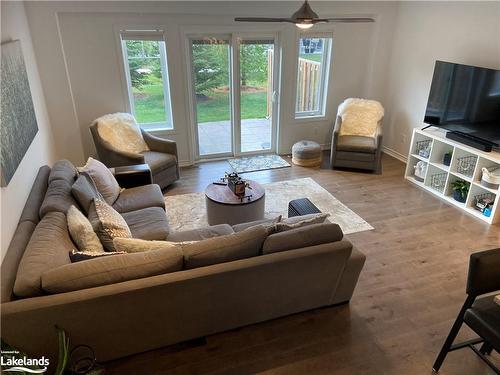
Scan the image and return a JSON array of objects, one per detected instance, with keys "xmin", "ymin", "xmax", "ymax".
[
  {"xmin": 48, "ymin": 160, "xmax": 77, "ymax": 184},
  {"xmin": 13, "ymin": 212, "xmax": 73, "ymax": 297},
  {"xmin": 71, "ymin": 172, "xmax": 101, "ymax": 215},
  {"xmin": 232, "ymin": 216, "xmax": 281, "ymax": 233},
  {"xmin": 183, "ymin": 225, "xmax": 268, "ymax": 269},
  {"xmin": 167, "ymin": 224, "xmax": 234, "ymax": 242},
  {"xmin": 78, "ymin": 157, "xmax": 121, "ymax": 205},
  {"xmin": 67, "ymin": 205, "xmax": 104, "ymax": 253},
  {"xmin": 42, "ymin": 247, "xmax": 183, "ymax": 294},
  {"xmin": 262, "ymin": 223, "xmax": 343, "ymax": 255},
  {"xmin": 39, "ymin": 179, "xmax": 78, "ymax": 218},
  {"xmin": 112, "ymin": 184, "xmax": 165, "ymax": 213},
  {"xmin": 88, "ymin": 198, "xmax": 132, "ymax": 251},
  {"xmin": 336, "ymin": 135, "xmax": 377, "ymax": 153},
  {"xmin": 122, "ymin": 207, "xmax": 170, "ymax": 240},
  {"xmin": 142, "ymin": 151, "xmax": 177, "ymax": 173},
  {"xmin": 113, "ymin": 238, "xmax": 180, "ymax": 253}
]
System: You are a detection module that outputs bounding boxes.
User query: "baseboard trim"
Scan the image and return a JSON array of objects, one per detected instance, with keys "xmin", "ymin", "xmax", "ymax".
[{"xmin": 382, "ymin": 146, "xmax": 407, "ymax": 163}]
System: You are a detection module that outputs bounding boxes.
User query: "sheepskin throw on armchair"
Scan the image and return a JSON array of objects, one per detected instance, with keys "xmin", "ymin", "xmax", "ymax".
[
  {"xmin": 95, "ymin": 113, "xmax": 150, "ymax": 154},
  {"xmin": 338, "ymin": 98, "xmax": 384, "ymax": 138}
]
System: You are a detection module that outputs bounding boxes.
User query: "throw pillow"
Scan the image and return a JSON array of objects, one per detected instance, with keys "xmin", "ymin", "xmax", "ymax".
[
  {"xmin": 78, "ymin": 157, "xmax": 121, "ymax": 205},
  {"xmin": 67, "ymin": 205, "xmax": 104, "ymax": 253},
  {"xmin": 182, "ymin": 225, "xmax": 268, "ymax": 269},
  {"xmin": 96, "ymin": 113, "xmax": 149, "ymax": 154},
  {"xmin": 113, "ymin": 237, "xmax": 182, "ymax": 253},
  {"xmin": 71, "ymin": 172, "xmax": 102, "ymax": 215},
  {"xmin": 273, "ymin": 213, "xmax": 329, "ymax": 233},
  {"xmin": 262, "ymin": 223, "xmax": 344, "ymax": 254},
  {"xmin": 88, "ymin": 197, "xmax": 132, "ymax": 251},
  {"xmin": 69, "ymin": 249, "xmax": 126, "ymax": 263}
]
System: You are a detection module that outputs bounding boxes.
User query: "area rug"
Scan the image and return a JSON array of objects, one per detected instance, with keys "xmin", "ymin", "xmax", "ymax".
[
  {"xmin": 227, "ymin": 154, "xmax": 290, "ymax": 173},
  {"xmin": 165, "ymin": 177, "xmax": 373, "ymax": 234}
]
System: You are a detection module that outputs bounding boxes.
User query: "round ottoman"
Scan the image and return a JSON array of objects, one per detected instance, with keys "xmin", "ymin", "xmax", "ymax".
[{"xmin": 292, "ymin": 140, "xmax": 322, "ymax": 167}]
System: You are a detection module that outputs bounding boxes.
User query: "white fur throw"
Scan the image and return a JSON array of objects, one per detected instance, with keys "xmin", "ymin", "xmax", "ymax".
[
  {"xmin": 96, "ymin": 113, "xmax": 149, "ymax": 154},
  {"xmin": 338, "ymin": 98, "xmax": 384, "ymax": 137}
]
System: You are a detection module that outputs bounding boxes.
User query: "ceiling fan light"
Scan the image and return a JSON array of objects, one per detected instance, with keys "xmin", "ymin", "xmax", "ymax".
[{"xmin": 296, "ymin": 23, "xmax": 314, "ymax": 29}]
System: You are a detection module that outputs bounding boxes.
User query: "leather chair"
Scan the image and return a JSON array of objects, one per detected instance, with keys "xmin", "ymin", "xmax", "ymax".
[
  {"xmin": 433, "ymin": 248, "xmax": 500, "ymax": 373},
  {"xmin": 90, "ymin": 123, "xmax": 179, "ymax": 190},
  {"xmin": 330, "ymin": 102, "xmax": 383, "ymax": 174}
]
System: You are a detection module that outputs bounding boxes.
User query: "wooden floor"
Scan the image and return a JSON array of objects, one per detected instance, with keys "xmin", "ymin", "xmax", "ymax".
[{"xmin": 107, "ymin": 153, "xmax": 500, "ymax": 375}]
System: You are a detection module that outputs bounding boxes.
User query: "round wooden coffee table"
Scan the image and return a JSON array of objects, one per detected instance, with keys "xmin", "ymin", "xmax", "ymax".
[{"xmin": 205, "ymin": 180, "xmax": 265, "ymax": 225}]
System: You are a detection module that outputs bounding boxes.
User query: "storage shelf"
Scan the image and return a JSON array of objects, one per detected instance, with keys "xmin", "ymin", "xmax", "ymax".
[
  {"xmin": 472, "ymin": 181, "xmax": 498, "ymax": 195},
  {"xmin": 449, "ymin": 170, "xmax": 472, "ymax": 182},
  {"xmin": 405, "ymin": 128, "xmax": 500, "ymax": 224},
  {"xmin": 429, "ymin": 161, "xmax": 450, "ymax": 172},
  {"xmin": 411, "ymin": 153, "xmax": 429, "ymax": 162}
]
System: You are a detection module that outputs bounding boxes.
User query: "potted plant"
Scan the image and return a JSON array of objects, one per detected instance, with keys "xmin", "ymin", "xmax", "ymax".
[
  {"xmin": 451, "ymin": 179, "xmax": 470, "ymax": 203},
  {"xmin": 443, "ymin": 150, "xmax": 453, "ymax": 166}
]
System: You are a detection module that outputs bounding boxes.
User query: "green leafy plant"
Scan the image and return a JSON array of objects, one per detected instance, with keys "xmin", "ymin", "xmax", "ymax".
[
  {"xmin": 55, "ymin": 326, "xmax": 70, "ymax": 375},
  {"xmin": 444, "ymin": 150, "xmax": 453, "ymax": 158},
  {"xmin": 451, "ymin": 179, "xmax": 470, "ymax": 200}
]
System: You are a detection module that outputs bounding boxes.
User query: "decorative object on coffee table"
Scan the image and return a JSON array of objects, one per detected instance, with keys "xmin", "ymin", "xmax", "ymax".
[
  {"xmin": 288, "ymin": 198, "xmax": 321, "ymax": 217},
  {"xmin": 205, "ymin": 179, "xmax": 265, "ymax": 225},
  {"xmin": 451, "ymin": 179, "xmax": 470, "ymax": 203},
  {"xmin": 222, "ymin": 172, "xmax": 251, "ymax": 199},
  {"xmin": 292, "ymin": 140, "xmax": 322, "ymax": 167}
]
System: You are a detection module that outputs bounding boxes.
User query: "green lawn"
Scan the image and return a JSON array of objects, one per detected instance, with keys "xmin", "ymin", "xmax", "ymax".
[
  {"xmin": 300, "ymin": 53, "xmax": 322, "ymax": 63},
  {"xmin": 133, "ymin": 84, "xmax": 167, "ymax": 124},
  {"xmin": 134, "ymin": 84, "xmax": 268, "ymax": 124}
]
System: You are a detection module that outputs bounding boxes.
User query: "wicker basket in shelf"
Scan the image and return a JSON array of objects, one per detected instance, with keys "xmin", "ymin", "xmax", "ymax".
[
  {"xmin": 429, "ymin": 173, "xmax": 447, "ymax": 193},
  {"xmin": 456, "ymin": 155, "xmax": 477, "ymax": 177},
  {"xmin": 415, "ymin": 140, "xmax": 432, "ymax": 158}
]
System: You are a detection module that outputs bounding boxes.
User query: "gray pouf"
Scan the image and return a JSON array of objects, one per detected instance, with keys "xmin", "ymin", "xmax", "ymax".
[{"xmin": 292, "ymin": 140, "xmax": 322, "ymax": 167}]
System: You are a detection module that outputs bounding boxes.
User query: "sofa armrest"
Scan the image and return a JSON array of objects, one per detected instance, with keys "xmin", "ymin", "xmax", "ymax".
[
  {"xmin": 1, "ymin": 240, "xmax": 353, "ymax": 364},
  {"xmin": 141, "ymin": 129, "xmax": 178, "ymax": 156}
]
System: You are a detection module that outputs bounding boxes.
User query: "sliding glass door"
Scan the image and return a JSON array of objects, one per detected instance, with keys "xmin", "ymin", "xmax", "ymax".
[
  {"xmin": 189, "ymin": 34, "xmax": 279, "ymax": 159},
  {"xmin": 190, "ymin": 38, "xmax": 232, "ymax": 157},
  {"xmin": 238, "ymin": 39, "xmax": 275, "ymax": 153}
]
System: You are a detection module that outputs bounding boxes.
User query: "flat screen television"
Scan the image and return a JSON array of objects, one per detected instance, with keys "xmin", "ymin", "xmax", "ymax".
[{"xmin": 424, "ymin": 60, "xmax": 500, "ymax": 149}]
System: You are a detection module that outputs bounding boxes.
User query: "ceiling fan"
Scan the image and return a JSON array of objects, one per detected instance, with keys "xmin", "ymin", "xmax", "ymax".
[{"xmin": 234, "ymin": 0, "xmax": 374, "ymax": 29}]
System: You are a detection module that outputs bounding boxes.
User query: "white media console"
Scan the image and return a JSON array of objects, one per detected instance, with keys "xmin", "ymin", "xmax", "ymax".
[{"xmin": 405, "ymin": 127, "xmax": 500, "ymax": 224}]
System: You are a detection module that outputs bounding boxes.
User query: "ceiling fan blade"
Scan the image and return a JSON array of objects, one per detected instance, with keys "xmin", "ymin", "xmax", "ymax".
[
  {"xmin": 320, "ymin": 17, "xmax": 375, "ymax": 23},
  {"xmin": 234, "ymin": 17, "xmax": 294, "ymax": 23}
]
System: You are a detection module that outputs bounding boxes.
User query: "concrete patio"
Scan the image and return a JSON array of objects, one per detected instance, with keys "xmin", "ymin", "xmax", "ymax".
[{"xmin": 198, "ymin": 118, "xmax": 271, "ymax": 155}]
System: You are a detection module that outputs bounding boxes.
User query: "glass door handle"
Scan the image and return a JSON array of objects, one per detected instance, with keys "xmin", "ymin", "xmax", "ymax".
[{"xmin": 272, "ymin": 91, "xmax": 279, "ymax": 103}]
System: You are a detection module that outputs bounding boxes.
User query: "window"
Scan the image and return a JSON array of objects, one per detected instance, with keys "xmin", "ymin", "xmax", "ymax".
[
  {"xmin": 121, "ymin": 31, "xmax": 174, "ymax": 130},
  {"xmin": 295, "ymin": 36, "xmax": 332, "ymax": 118}
]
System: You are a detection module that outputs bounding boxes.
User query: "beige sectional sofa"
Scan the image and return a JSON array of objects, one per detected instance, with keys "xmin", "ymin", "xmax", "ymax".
[{"xmin": 1, "ymin": 160, "xmax": 366, "ymax": 367}]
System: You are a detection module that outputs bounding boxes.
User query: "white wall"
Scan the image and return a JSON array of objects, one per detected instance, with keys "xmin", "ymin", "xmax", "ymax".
[
  {"xmin": 383, "ymin": 1, "xmax": 500, "ymax": 160},
  {"xmin": 0, "ymin": 2, "xmax": 58, "ymax": 260},
  {"xmin": 23, "ymin": 1, "xmax": 398, "ymax": 165}
]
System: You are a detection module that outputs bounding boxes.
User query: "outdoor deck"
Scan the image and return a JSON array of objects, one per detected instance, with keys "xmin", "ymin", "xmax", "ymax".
[{"xmin": 198, "ymin": 118, "xmax": 271, "ymax": 155}]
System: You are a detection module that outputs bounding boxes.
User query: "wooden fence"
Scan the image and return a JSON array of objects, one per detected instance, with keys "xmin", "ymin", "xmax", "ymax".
[{"xmin": 266, "ymin": 50, "xmax": 322, "ymax": 117}]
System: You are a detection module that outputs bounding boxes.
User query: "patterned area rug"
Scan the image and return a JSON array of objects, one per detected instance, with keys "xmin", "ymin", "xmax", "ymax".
[
  {"xmin": 227, "ymin": 154, "xmax": 290, "ymax": 173},
  {"xmin": 165, "ymin": 177, "xmax": 373, "ymax": 234}
]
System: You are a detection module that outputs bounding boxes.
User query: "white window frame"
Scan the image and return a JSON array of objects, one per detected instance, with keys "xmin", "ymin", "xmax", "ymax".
[
  {"xmin": 294, "ymin": 33, "xmax": 333, "ymax": 119},
  {"xmin": 120, "ymin": 30, "xmax": 174, "ymax": 131}
]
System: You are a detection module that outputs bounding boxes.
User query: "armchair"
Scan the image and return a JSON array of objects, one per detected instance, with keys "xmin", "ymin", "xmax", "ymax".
[
  {"xmin": 90, "ymin": 115, "xmax": 179, "ymax": 189},
  {"xmin": 330, "ymin": 98, "xmax": 383, "ymax": 173}
]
